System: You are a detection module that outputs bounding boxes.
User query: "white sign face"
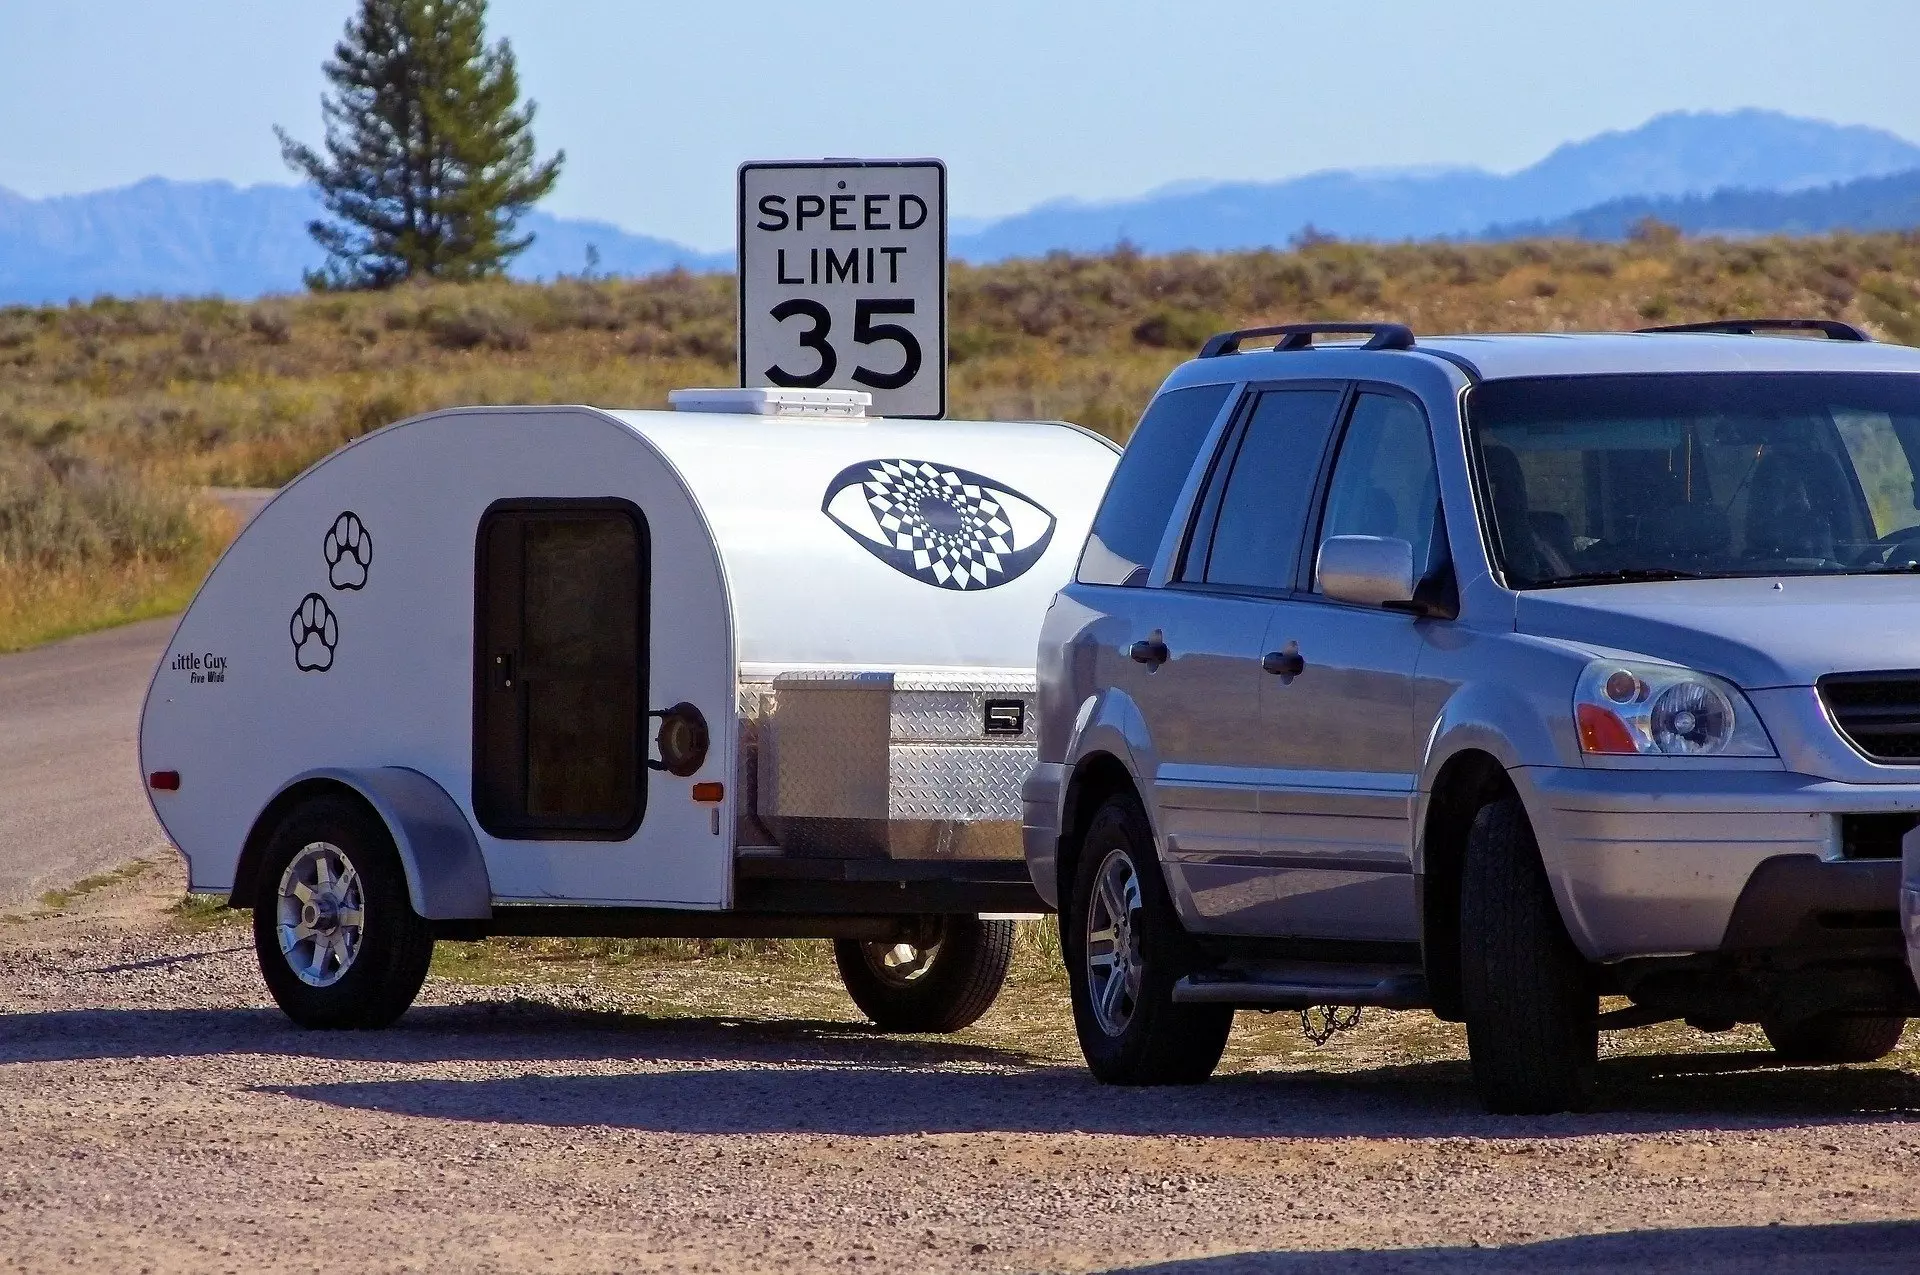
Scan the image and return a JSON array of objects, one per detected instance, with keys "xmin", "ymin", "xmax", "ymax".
[{"xmin": 738, "ymin": 160, "xmax": 946, "ymax": 419}]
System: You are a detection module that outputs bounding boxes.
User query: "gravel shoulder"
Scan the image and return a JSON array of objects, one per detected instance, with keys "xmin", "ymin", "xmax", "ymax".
[
  {"xmin": 4, "ymin": 862, "xmax": 1920, "ymax": 1273},
  {"xmin": 0, "ymin": 617, "xmax": 176, "ymax": 909}
]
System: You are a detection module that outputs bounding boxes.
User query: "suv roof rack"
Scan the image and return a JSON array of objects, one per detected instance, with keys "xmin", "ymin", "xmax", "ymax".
[
  {"xmin": 1638, "ymin": 318, "xmax": 1871, "ymax": 342},
  {"xmin": 1198, "ymin": 322, "xmax": 1416, "ymax": 358}
]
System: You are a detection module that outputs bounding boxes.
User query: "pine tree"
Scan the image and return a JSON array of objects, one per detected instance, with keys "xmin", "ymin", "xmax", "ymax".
[{"xmin": 276, "ymin": 0, "xmax": 563, "ymax": 289}]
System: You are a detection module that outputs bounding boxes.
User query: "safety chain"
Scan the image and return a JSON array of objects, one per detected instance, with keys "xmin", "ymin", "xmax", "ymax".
[{"xmin": 1299, "ymin": 1004, "xmax": 1363, "ymax": 1046}]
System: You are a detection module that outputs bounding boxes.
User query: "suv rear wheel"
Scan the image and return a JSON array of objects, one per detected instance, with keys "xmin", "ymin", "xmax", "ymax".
[
  {"xmin": 1065, "ymin": 792, "xmax": 1231, "ymax": 1085},
  {"xmin": 1762, "ymin": 1013, "xmax": 1907, "ymax": 1064},
  {"xmin": 1459, "ymin": 795, "xmax": 1599, "ymax": 1113}
]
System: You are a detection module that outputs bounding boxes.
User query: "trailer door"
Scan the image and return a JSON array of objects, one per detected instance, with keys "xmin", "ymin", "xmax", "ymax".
[{"xmin": 474, "ymin": 500, "xmax": 650, "ymax": 839}]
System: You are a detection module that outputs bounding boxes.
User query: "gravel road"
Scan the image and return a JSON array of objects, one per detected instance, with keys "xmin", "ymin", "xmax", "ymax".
[
  {"xmin": 4, "ymin": 865, "xmax": 1920, "ymax": 1273},
  {"xmin": 0, "ymin": 488, "xmax": 273, "ymax": 911},
  {"xmin": 0, "ymin": 617, "xmax": 176, "ymax": 909}
]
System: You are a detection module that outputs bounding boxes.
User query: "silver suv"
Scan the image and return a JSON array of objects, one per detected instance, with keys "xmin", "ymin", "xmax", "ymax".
[{"xmin": 1024, "ymin": 318, "xmax": 1920, "ymax": 1113}]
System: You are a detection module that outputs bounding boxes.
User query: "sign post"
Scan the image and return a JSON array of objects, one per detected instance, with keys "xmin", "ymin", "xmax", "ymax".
[{"xmin": 738, "ymin": 159, "xmax": 947, "ymax": 419}]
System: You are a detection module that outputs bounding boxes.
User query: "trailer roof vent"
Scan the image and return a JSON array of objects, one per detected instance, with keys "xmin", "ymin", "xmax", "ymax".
[{"xmin": 668, "ymin": 387, "xmax": 871, "ymax": 419}]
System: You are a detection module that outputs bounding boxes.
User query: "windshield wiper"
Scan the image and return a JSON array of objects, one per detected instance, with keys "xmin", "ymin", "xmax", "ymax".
[{"xmin": 1535, "ymin": 567, "xmax": 1708, "ymax": 588}]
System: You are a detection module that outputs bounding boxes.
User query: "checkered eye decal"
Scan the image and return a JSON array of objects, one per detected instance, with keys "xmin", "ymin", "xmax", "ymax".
[{"xmin": 822, "ymin": 458, "xmax": 1057, "ymax": 591}]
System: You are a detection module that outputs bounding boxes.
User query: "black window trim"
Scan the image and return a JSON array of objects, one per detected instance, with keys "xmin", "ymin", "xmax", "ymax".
[
  {"xmin": 1298, "ymin": 381, "xmax": 1451, "ymax": 606},
  {"xmin": 472, "ymin": 496, "xmax": 652, "ymax": 842},
  {"xmin": 1077, "ymin": 379, "xmax": 1239, "ymax": 588},
  {"xmin": 1167, "ymin": 378, "xmax": 1355, "ymax": 601}
]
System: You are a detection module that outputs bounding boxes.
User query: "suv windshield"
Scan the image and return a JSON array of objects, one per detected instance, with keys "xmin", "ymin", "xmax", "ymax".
[{"xmin": 1468, "ymin": 372, "xmax": 1920, "ymax": 587}]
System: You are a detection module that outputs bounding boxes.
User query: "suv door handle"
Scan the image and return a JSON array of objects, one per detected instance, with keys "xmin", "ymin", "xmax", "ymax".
[
  {"xmin": 1262, "ymin": 649, "xmax": 1306, "ymax": 677},
  {"xmin": 1129, "ymin": 636, "xmax": 1170, "ymax": 667}
]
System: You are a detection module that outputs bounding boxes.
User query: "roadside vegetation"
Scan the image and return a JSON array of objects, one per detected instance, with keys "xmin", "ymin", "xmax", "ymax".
[
  {"xmin": 0, "ymin": 439, "xmax": 232, "ymax": 651},
  {"xmin": 4, "ymin": 231, "xmax": 1920, "ymax": 648}
]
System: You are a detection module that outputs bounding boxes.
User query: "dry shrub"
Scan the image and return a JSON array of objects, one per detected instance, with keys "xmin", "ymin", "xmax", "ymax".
[
  {"xmin": 0, "ymin": 445, "xmax": 201, "ymax": 568},
  {"xmin": 1130, "ymin": 308, "xmax": 1224, "ymax": 349},
  {"xmin": 248, "ymin": 306, "xmax": 293, "ymax": 345},
  {"xmin": 423, "ymin": 302, "xmax": 532, "ymax": 352}
]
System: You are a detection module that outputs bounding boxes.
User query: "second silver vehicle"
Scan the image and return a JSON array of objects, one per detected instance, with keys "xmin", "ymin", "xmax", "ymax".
[{"xmin": 1025, "ymin": 318, "xmax": 1920, "ymax": 1112}]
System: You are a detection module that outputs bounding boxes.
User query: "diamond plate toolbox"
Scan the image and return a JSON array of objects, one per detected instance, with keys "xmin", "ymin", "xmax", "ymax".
[{"xmin": 756, "ymin": 669, "xmax": 1037, "ymax": 822}]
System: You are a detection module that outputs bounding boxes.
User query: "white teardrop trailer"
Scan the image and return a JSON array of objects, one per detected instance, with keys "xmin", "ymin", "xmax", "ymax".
[{"xmin": 140, "ymin": 388, "xmax": 1117, "ymax": 1031}]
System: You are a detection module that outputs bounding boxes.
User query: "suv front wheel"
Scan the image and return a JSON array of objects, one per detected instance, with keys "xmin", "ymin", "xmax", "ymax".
[
  {"xmin": 1065, "ymin": 792, "xmax": 1232, "ymax": 1085},
  {"xmin": 1459, "ymin": 794, "xmax": 1599, "ymax": 1113}
]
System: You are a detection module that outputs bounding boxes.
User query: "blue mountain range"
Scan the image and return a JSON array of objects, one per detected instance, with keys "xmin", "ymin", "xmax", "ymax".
[{"xmin": 3, "ymin": 109, "xmax": 1919, "ymax": 305}]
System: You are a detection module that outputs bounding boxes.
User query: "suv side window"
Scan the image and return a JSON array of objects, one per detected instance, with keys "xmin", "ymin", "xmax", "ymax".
[
  {"xmin": 1077, "ymin": 383, "xmax": 1233, "ymax": 586},
  {"xmin": 1190, "ymin": 388, "xmax": 1343, "ymax": 591},
  {"xmin": 1314, "ymin": 392, "xmax": 1442, "ymax": 588}
]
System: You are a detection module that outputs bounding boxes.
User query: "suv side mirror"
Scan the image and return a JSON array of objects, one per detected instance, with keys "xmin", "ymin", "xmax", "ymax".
[{"xmin": 1318, "ymin": 535, "xmax": 1416, "ymax": 609}]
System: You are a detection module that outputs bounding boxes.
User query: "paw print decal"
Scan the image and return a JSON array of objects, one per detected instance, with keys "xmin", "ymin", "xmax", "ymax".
[
  {"xmin": 323, "ymin": 511, "xmax": 372, "ymax": 591},
  {"xmin": 291, "ymin": 593, "xmax": 338, "ymax": 672}
]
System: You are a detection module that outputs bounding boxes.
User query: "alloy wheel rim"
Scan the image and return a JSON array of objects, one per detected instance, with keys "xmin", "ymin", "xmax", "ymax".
[
  {"xmin": 1085, "ymin": 847, "xmax": 1144, "ymax": 1036},
  {"xmin": 863, "ymin": 934, "xmax": 941, "ymax": 987},
  {"xmin": 275, "ymin": 841, "xmax": 366, "ymax": 988}
]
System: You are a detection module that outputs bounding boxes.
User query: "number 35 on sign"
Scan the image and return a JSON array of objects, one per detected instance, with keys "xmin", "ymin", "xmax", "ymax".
[{"xmin": 738, "ymin": 160, "xmax": 947, "ymax": 418}]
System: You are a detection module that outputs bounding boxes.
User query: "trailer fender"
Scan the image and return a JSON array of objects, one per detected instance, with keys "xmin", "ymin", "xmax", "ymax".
[{"xmin": 241, "ymin": 767, "xmax": 491, "ymax": 920}]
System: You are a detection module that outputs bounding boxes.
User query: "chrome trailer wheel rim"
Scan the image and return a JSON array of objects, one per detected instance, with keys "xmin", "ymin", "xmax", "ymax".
[
  {"xmin": 275, "ymin": 841, "xmax": 366, "ymax": 988},
  {"xmin": 861, "ymin": 931, "xmax": 943, "ymax": 987},
  {"xmin": 1085, "ymin": 848, "xmax": 1144, "ymax": 1036}
]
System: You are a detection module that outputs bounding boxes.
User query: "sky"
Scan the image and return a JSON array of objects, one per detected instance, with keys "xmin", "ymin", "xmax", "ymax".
[{"xmin": 3, "ymin": 1, "xmax": 1919, "ymax": 251}]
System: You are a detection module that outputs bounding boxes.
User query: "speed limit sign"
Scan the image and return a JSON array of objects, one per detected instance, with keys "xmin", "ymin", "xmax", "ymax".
[{"xmin": 738, "ymin": 160, "xmax": 946, "ymax": 418}]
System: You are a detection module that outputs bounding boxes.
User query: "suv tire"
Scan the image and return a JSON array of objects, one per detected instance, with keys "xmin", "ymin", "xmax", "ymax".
[
  {"xmin": 1065, "ymin": 791, "xmax": 1231, "ymax": 1085},
  {"xmin": 1459, "ymin": 795, "xmax": 1598, "ymax": 1113},
  {"xmin": 251, "ymin": 794, "xmax": 435, "ymax": 1030},
  {"xmin": 834, "ymin": 916, "xmax": 1014, "ymax": 1033},
  {"xmin": 1761, "ymin": 1013, "xmax": 1907, "ymax": 1064}
]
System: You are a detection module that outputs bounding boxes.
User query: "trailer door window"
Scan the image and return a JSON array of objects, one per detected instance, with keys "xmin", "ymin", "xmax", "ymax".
[{"xmin": 475, "ymin": 500, "xmax": 649, "ymax": 838}]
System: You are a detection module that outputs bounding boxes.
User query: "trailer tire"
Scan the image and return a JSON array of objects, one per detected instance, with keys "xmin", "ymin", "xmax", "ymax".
[
  {"xmin": 1459, "ymin": 795, "xmax": 1599, "ymax": 1114},
  {"xmin": 1066, "ymin": 792, "xmax": 1231, "ymax": 1086},
  {"xmin": 834, "ymin": 916, "xmax": 1014, "ymax": 1033},
  {"xmin": 250, "ymin": 794, "xmax": 435, "ymax": 1030},
  {"xmin": 1762, "ymin": 1013, "xmax": 1907, "ymax": 1064}
]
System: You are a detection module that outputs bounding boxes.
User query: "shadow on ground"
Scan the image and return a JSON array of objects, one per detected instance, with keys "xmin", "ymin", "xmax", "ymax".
[
  {"xmin": 8, "ymin": 1000, "xmax": 1920, "ymax": 1138},
  {"xmin": 1103, "ymin": 1221, "xmax": 1920, "ymax": 1273}
]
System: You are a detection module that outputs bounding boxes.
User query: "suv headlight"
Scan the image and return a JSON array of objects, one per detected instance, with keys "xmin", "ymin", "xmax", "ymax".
[{"xmin": 1574, "ymin": 659, "xmax": 1775, "ymax": 757}]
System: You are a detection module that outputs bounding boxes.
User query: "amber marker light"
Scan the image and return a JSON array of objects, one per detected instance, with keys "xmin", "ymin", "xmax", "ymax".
[{"xmin": 691, "ymin": 781, "xmax": 725, "ymax": 803}]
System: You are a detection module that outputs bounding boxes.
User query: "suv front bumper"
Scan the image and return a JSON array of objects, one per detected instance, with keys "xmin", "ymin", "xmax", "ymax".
[{"xmin": 1513, "ymin": 765, "xmax": 1918, "ymax": 963}]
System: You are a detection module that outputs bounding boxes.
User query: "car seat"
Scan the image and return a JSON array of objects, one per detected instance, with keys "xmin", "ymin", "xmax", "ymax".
[{"xmin": 1483, "ymin": 445, "xmax": 1573, "ymax": 582}]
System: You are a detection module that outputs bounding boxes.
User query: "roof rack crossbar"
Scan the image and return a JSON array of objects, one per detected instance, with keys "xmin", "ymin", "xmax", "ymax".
[
  {"xmin": 1199, "ymin": 322, "xmax": 1416, "ymax": 358},
  {"xmin": 1638, "ymin": 318, "xmax": 1871, "ymax": 342}
]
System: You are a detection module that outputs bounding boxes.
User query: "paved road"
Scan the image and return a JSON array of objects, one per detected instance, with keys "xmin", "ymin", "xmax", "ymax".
[
  {"xmin": 0, "ymin": 489, "xmax": 274, "ymax": 909},
  {"xmin": 0, "ymin": 616, "xmax": 178, "ymax": 908}
]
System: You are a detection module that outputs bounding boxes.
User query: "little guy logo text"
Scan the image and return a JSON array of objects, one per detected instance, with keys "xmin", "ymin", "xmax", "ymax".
[{"xmin": 171, "ymin": 651, "xmax": 229, "ymax": 685}]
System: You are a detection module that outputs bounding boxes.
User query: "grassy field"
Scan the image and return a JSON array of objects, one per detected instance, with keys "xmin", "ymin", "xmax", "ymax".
[{"xmin": 3, "ymin": 231, "xmax": 1920, "ymax": 647}]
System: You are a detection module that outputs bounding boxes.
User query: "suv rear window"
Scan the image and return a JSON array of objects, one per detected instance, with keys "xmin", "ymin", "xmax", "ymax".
[{"xmin": 1077, "ymin": 383, "xmax": 1233, "ymax": 586}]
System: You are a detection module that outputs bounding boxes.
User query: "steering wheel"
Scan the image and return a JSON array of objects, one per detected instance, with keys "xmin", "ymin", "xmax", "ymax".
[{"xmin": 1853, "ymin": 524, "xmax": 1920, "ymax": 567}]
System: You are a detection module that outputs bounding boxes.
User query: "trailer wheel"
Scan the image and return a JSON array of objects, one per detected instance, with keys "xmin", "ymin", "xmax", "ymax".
[
  {"xmin": 250, "ymin": 794, "xmax": 435, "ymax": 1030},
  {"xmin": 834, "ymin": 916, "xmax": 1014, "ymax": 1033},
  {"xmin": 1762, "ymin": 1013, "xmax": 1907, "ymax": 1064}
]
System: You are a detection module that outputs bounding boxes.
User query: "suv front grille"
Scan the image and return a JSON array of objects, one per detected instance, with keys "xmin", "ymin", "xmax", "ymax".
[{"xmin": 1819, "ymin": 672, "xmax": 1920, "ymax": 763}]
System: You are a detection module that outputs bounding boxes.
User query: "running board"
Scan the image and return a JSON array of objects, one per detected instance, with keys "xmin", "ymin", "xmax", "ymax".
[{"xmin": 1171, "ymin": 967, "xmax": 1429, "ymax": 1010}]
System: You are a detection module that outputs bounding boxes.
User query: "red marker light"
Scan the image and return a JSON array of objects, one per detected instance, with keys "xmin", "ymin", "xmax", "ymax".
[
  {"xmin": 1576, "ymin": 704, "xmax": 1638, "ymax": 755},
  {"xmin": 149, "ymin": 771, "xmax": 181, "ymax": 791}
]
